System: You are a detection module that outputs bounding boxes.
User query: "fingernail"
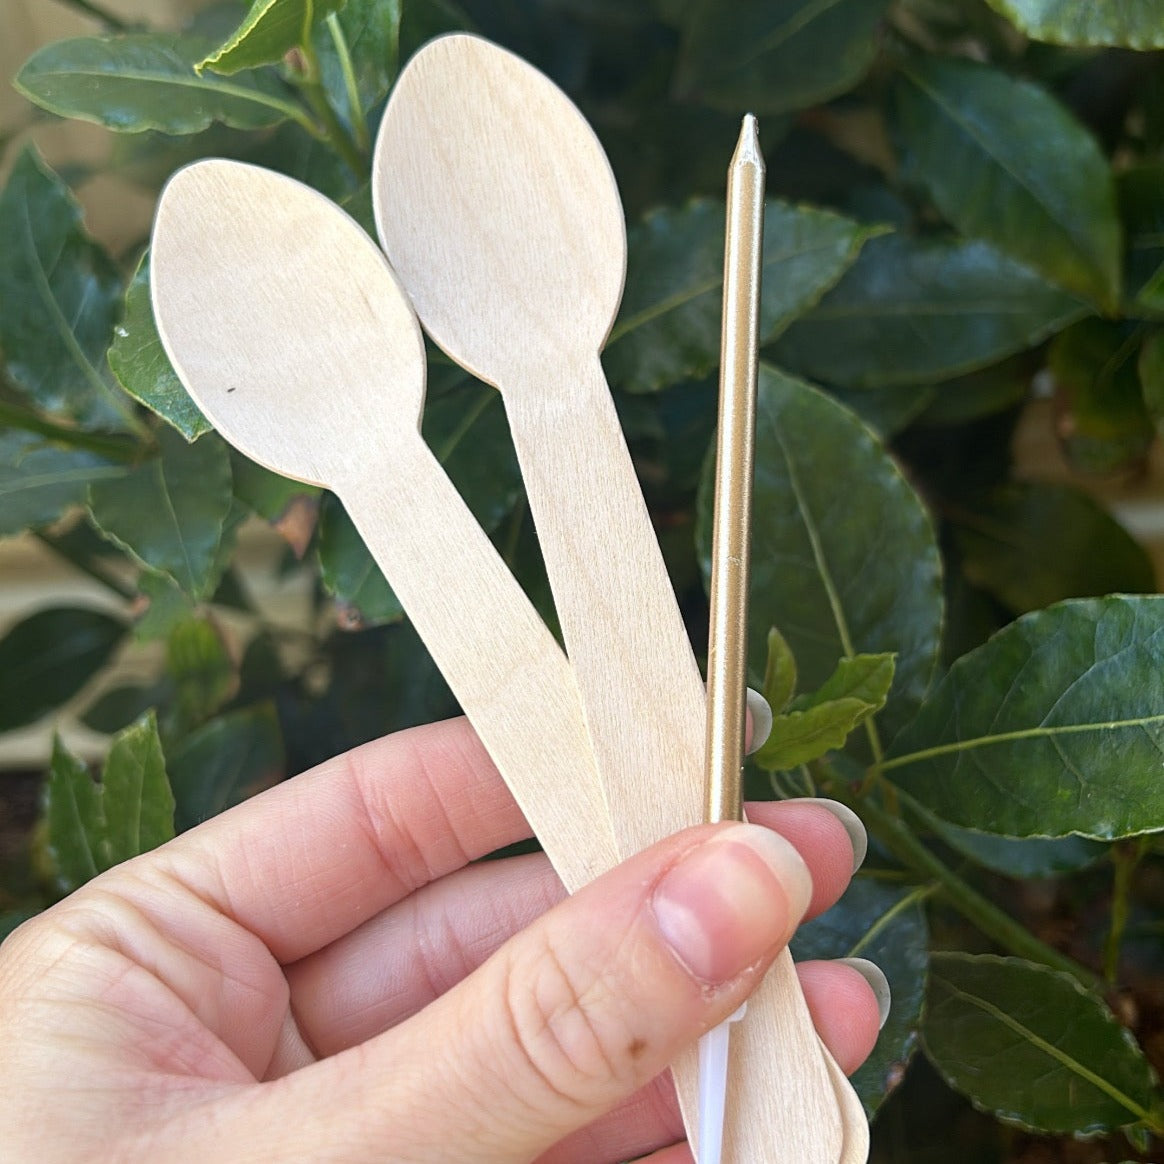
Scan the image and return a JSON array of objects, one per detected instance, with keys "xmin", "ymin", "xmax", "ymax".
[
  {"xmin": 837, "ymin": 957, "xmax": 891, "ymax": 1029},
  {"xmin": 796, "ymin": 798, "xmax": 868, "ymax": 874},
  {"xmin": 745, "ymin": 688, "xmax": 773, "ymax": 754},
  {"xmin": 652, "ymin": 824, "xmax": 812, "ymax": 985}
]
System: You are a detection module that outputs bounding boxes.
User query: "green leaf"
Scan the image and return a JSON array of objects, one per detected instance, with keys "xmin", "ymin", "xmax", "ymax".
[
  {"xmin": 950, "ymin": 482, "xmax": 1155, "ymax": 615},
  {"xmin": 44, "ymin": 735, "xmax": 103, "ymax": 892},
  {"xmin": 793, "ymin": 652, "xmax": 896, "ymax": 711},
  {"xmin": 604, "ymin": 198, "xmax": 876, "ymax": 394},
  {"xmin": 0, "ymin": 430, "xmax": 128, "ymax": 539},
  {"xmin": 675, "ymin": 0, "xmax": 894, "ymax": 116},
  {"xmin": 698, "ymin": 367, "xmax": 942, "ymax": 748},
  {"xmin": 0, "ymin": 607, "xmax": 125, "ymax": 733},
  {"xmin": 166, "ymin": 616, "xmax": 237, "ymax": 730},
  {"xmin": 912, "ymin": 361, "xmax": 1029, "ymax": 428},
  {"xmin": 101, "ymin": 713, "xmax": 175, "ymax": 867},
  {"xmin": 200, "ymin": 0, "xmax": 346, "ymax": 74},
  {"xmin": 763, "ymin": 625, "xmax": 798, "ymax": 712},
  {"xmin": 43, "ymin": 716, "xmax": 175, "ymax": 891},
  {"xmin": 230, "ymin": 449, "xmax": 319, "ymax": 555},
  {"xmin": 15, "ymin": 34, "xmax": 304, "ymax": 135},
  {"xmin": 317, "ymin": 492, "xmax": 404, "ymax": 627},
  {"xmin": 80, "ymin": 684, "xmax": 160, "ymax": 735},
  {"xmin": 0, "ymin": 149, "xmax": 124, "ymax": 428},
  {"xmin": 108, "ymin": 252, "xmax": 211, "ymax": 441},
  {"xmin": 1048, "ymin": 319, "xmax": 1154, "ymax": 475},
  {"xmin": 318, "ymin": 0, "xmax": 402, "ymax": 112},
  {"xmin": 422, "ymin": 381, "xmax": 522, "ymax": 534},
  {"xmin": 168, "ymin": 703, "xmax": 283, "ymax": 831},
  {"xmin": 885, "ymin": 595, "xmax": 1164, "ymax": 840},
  {"xmin": 792, "ymin": 879, "xmax": 929, "ymax": 1116},
  {"xmin": 1117, "ymin": 164, "xmax": 1164, "ymax": 311},
  {"xmin": 1141, "ymin": 331, "xmax": 1164, "ymax": 428},
  {"xmin": 134, "ymin": 569, "xmax": 196, "ymax": 642},
  {"xmin": 984, "ymin": 0, "xmax": 1164, "ymax": 48},
  {"xmin": 755, "ymin": 654, "xmax": 895, "ymax": 771},
  {"xmin": 828, "ymin": 383, "xmax": 937, "ymax": 438},
  {"xmin": 754, "ymin": 697, "xmax": 884, "ymax": 771},
  {"xmin": 89, "ymin": 427, "xmax": 234, "ymax": 599},
  {"xmin": 770, "ymin": 234, "xmax": 1090, "ymax": 388},
  {"xmin": 893, "ymin": 57, "xmax": 1121, "ymax": 311},
  {"xmin": 924, "ymin": 953, "xmax": 1158, "ymax": 1133},
  {"xmin": 933, "ymin": 821, "xmax": 1107, "ymax": 878}
]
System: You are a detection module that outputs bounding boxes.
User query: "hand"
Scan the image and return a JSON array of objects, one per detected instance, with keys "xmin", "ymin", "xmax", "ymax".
[{"xmin": 0, "ymin": 717, "xmax": 882, "ymax": 1162}]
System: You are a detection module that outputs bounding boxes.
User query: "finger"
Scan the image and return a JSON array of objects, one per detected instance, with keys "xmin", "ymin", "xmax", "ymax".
[
  {"xmin": 154, "ymin": 717, "xmax": 530, "ymax": 963},
  {"xmin": 285, "ymin": 800, "xmax": 860, "ymax": 1056},
  {"xmin": 232, "ymin": 822, "xmax": 815, "ymax": 1162}
]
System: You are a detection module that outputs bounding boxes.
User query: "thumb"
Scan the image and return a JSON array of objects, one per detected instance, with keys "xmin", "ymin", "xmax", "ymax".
[{"xmin": 257, "ymin": 821, "xmax": 812, "ymax": 1162}]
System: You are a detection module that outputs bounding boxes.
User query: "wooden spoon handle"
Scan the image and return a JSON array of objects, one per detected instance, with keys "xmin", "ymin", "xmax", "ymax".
[
  {"xmin": 503, "ymin": 355, "xmax": 850, "ymax": 1162},
  {"xmin": 337, "ymin": 435, "xmax": 617, "ymax": 892}
]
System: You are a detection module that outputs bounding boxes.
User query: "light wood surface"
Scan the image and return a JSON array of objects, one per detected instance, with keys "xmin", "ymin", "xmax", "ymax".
[
  {"xmin": 149, "ymin": 160, "xmax": 617, "ymax": 893},
  {"xmin": 373, "ymin": 33, "xmax": 853, "ymax": 1163}
]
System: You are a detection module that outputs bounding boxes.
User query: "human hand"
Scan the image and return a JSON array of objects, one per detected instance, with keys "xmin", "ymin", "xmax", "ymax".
[{"xmin": 0, "ymin": 717, "xmax": 883, "ymax": 1162}]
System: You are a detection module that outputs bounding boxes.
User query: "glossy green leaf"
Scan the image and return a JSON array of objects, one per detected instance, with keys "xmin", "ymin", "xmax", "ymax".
[
  {"xmin": 200, "ymin": 0, "xmax": 346, "ymax": 74},
  {"xmin": 80, "ymin": 684, "xmax": 160, "ymax": 735},
  {"xmin": 951, "ymin": 482, "xmax": 1155, "ymax": 615},
  {"xmin": 985, "ymin": 0, "xmax": 1164, "ymax": 48},
  {"xmin": 44, "ymin": 736, "xmax": 102, "ymax": 892},
  {"xmin": 317, "ymin": 0, "xmax": 402, "ymax": 112},
  {"xmin": 763, "ymin": 625, "xmax": 798, "ymax": 713},
  {"xmin": 924, "ymin": 953, "xmax": 1158, "ymax": 1133},
  {"xmin": 675, "ymin": 0, "xmax": 894, "ymax": 115},
  {"xmin": 317, "ymin": 492, "xmax": 404, "ymax": 627},
  {"xmin": 166, "ymin": 617, "xmax": 237, "ymax": 730},
  {"xmin": 894, "ymin": 57, "xmax": 1121, "ymax": 311},
  {"xmin": 886, "ymin": 596, "xmax": 1164, "ymax": 839},
  {"xmin": 828, "ymin": 383, "xmax": 937, "ymax": 438},
  {"xmin": 169, "ymin": 703, "xmax": 283, "ymax": 831},
  {"xmin": 912, "ymin": 361, "xmax": 1029, "ymax": 428},
  {"xmin": 89, "ymin": 427, "xmax": 234, "ymax": 599},
  {"xmin": 1049, "ymin": 319, "xmax": 1154, "ymax": 475},
  {"xmin": 230, "ymin": 450, "xmax": 318, "ymax": 522},
  {"xmin": 0, "ymin": 430, "xmax": 128, "ymax": 539},
  {"xmin": 0, "ymin": 149, "xmax": 124, "ymax": 428},
  {"xmin": 605, "ymin": 199, "xmax": 875, "ymax": 394},
  {"xmin": 0, "ymin": 607, "xmax": 125, "ymax": 733},
  {"xmin": 101, "ymin": 713, "xmax": 175, "ymax": 867},
  {"xmin": 698, "ymin": 366, "xmax": 943, "ymax": 747},
  {"xmin": 15, "ymin": 34, "xmax": 303, "ymax": 135},
  {"xmin": 792, "ymin": 879, "xmax": 929, "ymax": 1115},
  {"xmin": 755, "ymin": 654, "xmax": 895, "ymax": 771},
  {"xmin": 108, "ymin": 252, "xmax": 211, "ymax": 441},
  {"xmin": 134, "ymin": 569, "xmax": 197, "ymax": 642},
  {"xmin": 770, "ymin": 234, "xmax": 1090, "ymax": 388}
]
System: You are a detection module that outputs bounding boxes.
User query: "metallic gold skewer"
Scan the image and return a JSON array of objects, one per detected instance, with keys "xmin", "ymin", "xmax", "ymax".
[{"xmin": 697, "ymin": 112, "xmax": 765, "ymax": 1164}]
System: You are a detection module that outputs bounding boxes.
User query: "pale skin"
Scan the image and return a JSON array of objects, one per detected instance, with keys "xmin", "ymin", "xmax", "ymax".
[{"xmin": 0, "ymin": 717, "xmax": 880, "ymax": 1162}]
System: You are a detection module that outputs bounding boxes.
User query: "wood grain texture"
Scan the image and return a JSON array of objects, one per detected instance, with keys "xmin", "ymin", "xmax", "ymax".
[
  {"xmin": 373, "ymin": 34, "xmax": 857, "ymax": 1163},
  {"xmin": 149, "ymin": 160, "xmax": 617, "ymax": 893}
]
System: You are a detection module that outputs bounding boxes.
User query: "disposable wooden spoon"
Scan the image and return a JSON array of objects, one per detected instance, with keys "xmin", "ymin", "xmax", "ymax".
[
  {"xmin": 149, "ymin": 159, "xmax": 617, "ymax": 894},
  {"xmin": 373, "ymin": 33, "xmax": 854, "ymax": 1163}
]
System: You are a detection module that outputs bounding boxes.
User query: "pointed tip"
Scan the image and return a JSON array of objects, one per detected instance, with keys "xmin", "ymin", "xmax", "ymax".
[{"xmin": 732, "ymin": 113, "xmax": 763, "ymax": 170}]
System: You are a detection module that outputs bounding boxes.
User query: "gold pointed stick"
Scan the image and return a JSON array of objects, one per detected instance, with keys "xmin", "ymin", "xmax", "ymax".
[{"xmin": 698, "ymin": 113, "xmax": 765, "ymax": 1164}]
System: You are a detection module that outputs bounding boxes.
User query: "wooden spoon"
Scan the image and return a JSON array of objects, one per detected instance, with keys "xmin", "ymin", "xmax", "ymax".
[
  {"xmin": 149, "ymin": 158, "xmax": 617, "ymax": 894},
  {"xmin": 373, "ymin": 34, "xmax": 853, "ymax": 1163}
]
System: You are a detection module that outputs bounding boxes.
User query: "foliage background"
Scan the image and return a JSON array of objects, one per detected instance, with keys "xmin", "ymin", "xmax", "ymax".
[{"xmin": 5, "ymin": 0, "xmax": 1164, "ymax": 1159}]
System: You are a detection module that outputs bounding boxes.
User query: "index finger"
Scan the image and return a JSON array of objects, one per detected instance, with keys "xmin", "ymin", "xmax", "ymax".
[{"xmin": 157, "ymin": 716, "xmax": 531, "ymax": 963}]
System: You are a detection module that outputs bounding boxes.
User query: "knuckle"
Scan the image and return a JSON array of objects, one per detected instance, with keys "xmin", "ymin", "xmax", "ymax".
[{"xmin": 500, "ymin": 934, "xmax": 635, "ymax": 1112}]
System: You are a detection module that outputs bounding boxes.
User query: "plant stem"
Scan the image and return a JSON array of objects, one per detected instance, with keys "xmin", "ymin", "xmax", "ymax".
[
  {"xmin": 815, "ymin": 763, "xmax": 1104, "ymax": 992},
  {"xmin": 293, "ymin": 36, "xmax": 366, "ymax": 176},
  {"xmin": 0, "ymin": 399, "xmax": 144, "ymax": 462},
  {"xmin": 326, "ymin": 13, "xmax": 370, "ymax": 153},
  {"xmin": 61, "ymin": 0, "xmax": 130, "ymax": 31},
  {"xmin": 1104, "ymin": 838, "xmax": 1150, "ymax": 983},
  {"xmin": 34, "ymin": 530, "xmax": 136, "ymax": 601}
]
